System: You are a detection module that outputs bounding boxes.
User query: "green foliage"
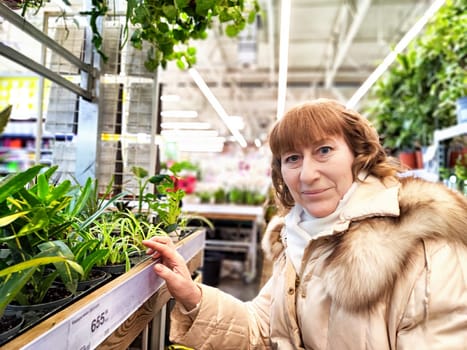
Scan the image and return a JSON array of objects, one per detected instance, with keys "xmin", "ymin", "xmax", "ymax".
[
  {"xmin": 67, "ymin": 238, "xmax": 109, "ymax": 281},
  {"xmin": 0, "ymin": 251, "xmax": 81, "ymax": 316},
  {"xmin": 79, "ymin": 0, "xmax": 109, "ymax": 61},
  {"xmin": 365, "ymin": 0, "xmax": 467, "ymax": 151},
  {"xmin": 148, "ymin": 173, "xmax": 184, "ymax": 232},
  {"xmin": 0, "ymin": 104, "xmax": 12, "ymax": 135},
  {"xmin": 131, "ymin": 162, "xmax": 211, "ymax": 235},
  {"xmin": 0, "ymin": 161, "xmax": 206, "ymax": 316},
  {"xmin": 0, "ymin": 165, "xmax": 75, "ymax": 243},
  {"xmin": 0, "ymin": 166, "xmax": 84, "ymax": 314},
  {"xmin": 83, "ymin": 215, "xmax": 138, "ymax": 270},
  {"xmin": 113, "ymin": 0, "xmax": 259, "ymax": 70}
]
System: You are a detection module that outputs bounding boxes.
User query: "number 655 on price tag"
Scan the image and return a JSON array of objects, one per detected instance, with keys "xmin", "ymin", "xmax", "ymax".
[{"xmin": 68, "ymin": 303, "xmax": 111, "ymax": 349}]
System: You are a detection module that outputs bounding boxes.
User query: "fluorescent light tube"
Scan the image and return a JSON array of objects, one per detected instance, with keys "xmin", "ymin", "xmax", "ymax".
[
  {"xmin": 161, "ymin": 122, "xmax": 212, "ymax": 129},
  {"xmin": 276, "ymin": 0, "xmax": 291, "ymax": 120},
  {"xmin": 161, "ymin": 130, "xmax": 219, "ymax": 138},
  {"xmin": 161, "ymin": 110, "xmax": 198, "ymax": 118},
  {"xmin": 189, "ymin": 68, "xmax": 248, "ymax": 148},
  {"xmin": 160, "ymin": 94, "xmax": 181, "ymax": 102}
]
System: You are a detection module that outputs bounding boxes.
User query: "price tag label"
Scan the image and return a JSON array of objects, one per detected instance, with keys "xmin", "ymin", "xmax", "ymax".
[{"xmin": 69, "ymin": 302, "xmax": 112, "ymax": 350}]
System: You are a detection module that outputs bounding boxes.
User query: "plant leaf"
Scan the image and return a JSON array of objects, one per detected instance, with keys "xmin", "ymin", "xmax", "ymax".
[
  {"xmin": 0, "ymin": 164, "xmax": 43, "ymax": 203},
  {"xmin": 0, "ymin": 211, "xmax": 30, "ymax": 228}
]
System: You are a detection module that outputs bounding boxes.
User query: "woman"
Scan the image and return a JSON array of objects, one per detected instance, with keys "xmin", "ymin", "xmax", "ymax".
[{"xmin": 143, "ymin": 99, "xmax": 467, "ymax": 349}]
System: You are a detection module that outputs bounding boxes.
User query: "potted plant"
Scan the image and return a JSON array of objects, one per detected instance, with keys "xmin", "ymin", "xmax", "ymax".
[
  {"xmin": 82, "ymin": 213, "xmax": 140, "ymax": 276},
  {"xmin": 0, "ymin": 165, "xmax": 84, "ymax": 306},
  {"xmin": 131, "ymin": 163, "xmax": 212, "ymax": 239},
  {"xmin": 365, "ymin": 0, "xmax": 466, "ymax": 167},
  {"xmin": 106, "ymin": 0, "xmax": 260, "ymax": 70},
  {"xmin": 0, "ymin": 245, "xmax": 81, "ymax": 339},
  {"xmin": 0, "ymin": 165, "xmax": 83, "ymax": 336},
  {"xmin": 66, "ymin": 238, "xmax": 109, "ymax": 290}
]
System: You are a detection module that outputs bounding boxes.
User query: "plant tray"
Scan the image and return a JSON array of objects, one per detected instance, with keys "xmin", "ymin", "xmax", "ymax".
[{"xmin": 0, "ymin": 272, "xmax": 112, "ymax": 346}]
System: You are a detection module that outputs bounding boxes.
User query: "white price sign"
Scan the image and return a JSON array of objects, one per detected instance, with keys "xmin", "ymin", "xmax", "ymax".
[{"xmin": 69, "ymin": 302, "xmax": 111, "ymax": 350}]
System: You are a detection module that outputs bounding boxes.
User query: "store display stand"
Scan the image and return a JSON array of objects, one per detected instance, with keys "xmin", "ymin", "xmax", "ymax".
[
  {"xmin": 3, "ymin": 229, "xmax": 205, "ymax": 350},
  {"xmin": 424, "ymin": 123, "xmax": 467, "ymax": 177},
  {"xmin": 183, "ymin": 204, "xmax": 264, "ymax": 283}
]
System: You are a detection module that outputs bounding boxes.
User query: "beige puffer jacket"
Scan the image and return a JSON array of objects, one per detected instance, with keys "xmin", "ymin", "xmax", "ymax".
[{"xmin": 170, "ymin": 176, "xmax": 467, "ymax": 349}]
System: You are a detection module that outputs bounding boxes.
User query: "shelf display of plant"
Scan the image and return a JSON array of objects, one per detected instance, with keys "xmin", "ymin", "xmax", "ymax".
[
  {"xmin": 131, "ymin": 162, "xmax": 212, "ymax": 237},
  {"xmin": 364, "ymin": 0, "xmax": 466, "ymax": 153},
  {"xmin": 195, "ymin": 186, "xmax": 266, "ymax": 205},
  {"xmin": 440, "ymin": 153, "xmax": 467, "ymax": 195},
  {"xmin": 0, "ymin": 165, "xmax": 84, "ymax": 315},
  {"xmin": 0, "ymin": 166, "xmax": 133, "ymax": 311},
  {"xmin": 81, "ymin": 214, "xmax": 138, "ymax": 273},
  {"xmin": 0, "ymin": 160, "xmax": 209, "ymax": 338}
]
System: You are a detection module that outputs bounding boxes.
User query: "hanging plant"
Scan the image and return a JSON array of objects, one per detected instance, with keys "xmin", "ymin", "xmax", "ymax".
[
  {"xmin": 120, "ymin": 0, "xmax": 261, "ymax": 71},
  {"xmin": 15, "ymin": 0, "xmax": 261, "ymax": 71}
]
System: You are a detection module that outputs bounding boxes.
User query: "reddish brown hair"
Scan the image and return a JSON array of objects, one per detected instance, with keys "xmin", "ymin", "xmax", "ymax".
[{"xmin": 268, "ymin": 99, "xmax": 401, "ymax": 209}]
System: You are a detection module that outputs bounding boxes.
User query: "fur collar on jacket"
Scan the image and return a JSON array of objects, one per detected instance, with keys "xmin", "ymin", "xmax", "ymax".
[{"xmin": 262, "ymin": 176, "xmax": 467, "ymax": 311}]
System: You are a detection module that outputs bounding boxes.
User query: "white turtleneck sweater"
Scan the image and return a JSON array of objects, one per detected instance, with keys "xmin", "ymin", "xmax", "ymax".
[{"xmin": 284, "ymin": 182, "xmax": 358, "ymax": 272}]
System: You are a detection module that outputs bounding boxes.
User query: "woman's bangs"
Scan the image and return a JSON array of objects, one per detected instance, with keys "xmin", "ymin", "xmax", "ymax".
[{"xmin": 270, "ymin": 107, "xmax": 343, "ymax": 156}]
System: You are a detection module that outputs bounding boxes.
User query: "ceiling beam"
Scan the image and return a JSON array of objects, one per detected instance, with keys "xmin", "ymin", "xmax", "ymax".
[{"xmin": 324, "ymin": 0, "xmax": 372, "ymax": 88}]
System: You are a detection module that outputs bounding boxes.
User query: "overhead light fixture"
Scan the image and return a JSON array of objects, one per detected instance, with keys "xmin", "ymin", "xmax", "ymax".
[
  {"xmin": 178, "ymin": 144, "xmax": 224, "ymax": 153},
  {"xmin": 161, "ymin": 122, "xmax": 211, "ymax": 130},
  {"xmin": 189, "ymin": 68, "xmax": 248, "ymax": 148},
  {"xmin": 178, "ymin": 136, "xmax": 226, "ymax": 144},
  {"xmin": 170, "ymin": 136, "xmax": 226, "ymax": 153},
  {"xmin": 276, "ymin": 0, "xmax": 291, "ymax": 120},
  {"xmin": 161, "ymin": 129, "xmax": 219, "ymax": 138},
  {"xmin": 160, "ymin": 110, "xmax": 198, "ymax": 118},
  {"xmin": 160, "ymin": 94, "xmax": 181, "ymax": 102},
  {"xmin": 227, "ymin": 116, "xmax": 245, "ymax": 130},
  {"xmin": 346, "ymin": 0, "xmax": 446, "ymax": 109}
]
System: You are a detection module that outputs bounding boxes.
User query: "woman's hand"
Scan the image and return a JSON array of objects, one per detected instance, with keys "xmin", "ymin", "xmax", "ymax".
[{"xmin": 142, "ymin": 236, "xmax": 202, "ymax": 311}]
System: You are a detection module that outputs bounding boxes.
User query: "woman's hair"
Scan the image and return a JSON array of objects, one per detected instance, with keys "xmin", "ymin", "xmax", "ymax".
[{"xmin": 268, "ymin": 99, "xmax": 402, "ymax": 209}]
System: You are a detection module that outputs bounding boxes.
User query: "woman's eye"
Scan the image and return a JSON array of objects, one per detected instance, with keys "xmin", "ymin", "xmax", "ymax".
[
  {"xmin": 283, "ymin": 154, "xmax": 300, "ymax": 163},
  {"xmin": 318, "ymin": 146, "xmax": 332, "ymax": 155}
]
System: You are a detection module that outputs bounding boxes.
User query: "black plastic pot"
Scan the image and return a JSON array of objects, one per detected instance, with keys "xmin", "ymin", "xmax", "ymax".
[
  {"xmin": 95, "ymin": 263, "xmax": 127, "ymax": 277},
  {"xmin": 77, "ymin": 269, "xmax": 110, "ymax": 291},
  {"xmin": 202, "ymin": 252, "xmax": 223, "ymax": 287},
  {"xmin": 6, "ymin": 287, "xmax": 73, "ymax": 314},
  {"xmin": 0, "ymin": 312, "xmax": 24, "ymax": 343}
]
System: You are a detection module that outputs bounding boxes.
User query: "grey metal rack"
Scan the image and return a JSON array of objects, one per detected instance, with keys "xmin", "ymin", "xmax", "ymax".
[{"xmin": 0, "ymin": 2, "xmax": 95, "ymax": 101}]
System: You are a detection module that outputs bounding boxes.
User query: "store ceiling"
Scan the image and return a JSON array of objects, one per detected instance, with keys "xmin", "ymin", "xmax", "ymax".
[
  {"xmin": 0, "ymin": 0, "xmax": 435, "ymax": 148},
  {"xmin": 158, "ymin": 0, "xmax": 433, "ymax": 146}
]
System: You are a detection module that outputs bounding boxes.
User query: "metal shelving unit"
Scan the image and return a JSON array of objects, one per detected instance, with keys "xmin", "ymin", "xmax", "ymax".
[
  {"xmin": 431, "ymin": 123, "xmax": 467, "ymax": 176},
  {"xmin": 0, "ymin": 4, "xmax": 161, "ymax": 196}
]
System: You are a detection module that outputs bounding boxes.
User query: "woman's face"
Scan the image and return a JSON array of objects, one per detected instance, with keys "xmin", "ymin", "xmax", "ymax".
[{"xmin": 280, "ymin": 136, "xmax": 355, "ymax": 218}]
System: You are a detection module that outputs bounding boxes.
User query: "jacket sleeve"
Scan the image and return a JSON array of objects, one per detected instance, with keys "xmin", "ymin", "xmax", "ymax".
[
  {"xmin": 169, "ymin": 279, "xmax": 274, "ymax": 350},
  {"xmin": 397, "ymin": 241, "xmax": 467, "ymax": 349}
]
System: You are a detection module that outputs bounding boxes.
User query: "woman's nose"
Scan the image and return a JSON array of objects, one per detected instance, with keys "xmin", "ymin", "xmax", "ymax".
[{"xmin": 299, "ymin": 155, "xmax": 320, "ymax": 183}]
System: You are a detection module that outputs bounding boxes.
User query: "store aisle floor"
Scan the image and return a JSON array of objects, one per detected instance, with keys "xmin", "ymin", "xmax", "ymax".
[
  {"xmin": 217, "ymin": 275, "xmax": 260, "ymax": 301},
  {"xmin": 216, "ymin": 253, "xmax": 272, "ymax": 301}
]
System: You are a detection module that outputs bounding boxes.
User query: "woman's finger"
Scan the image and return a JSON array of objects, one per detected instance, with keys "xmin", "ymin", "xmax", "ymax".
[
  {"xmin": 153, "ymin": 263, "xmax": 174, "ymax": 279},
  {"xmin": 142, "ymin": 238, "xmax": 170, "ymax": 251},
  {"xmin": 148, "ymin": 235, "xmax": 174, "ymax": 247},
  {"xmin": 142, "ymin": 238, "xmax": 181, "ymax": 263}
]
